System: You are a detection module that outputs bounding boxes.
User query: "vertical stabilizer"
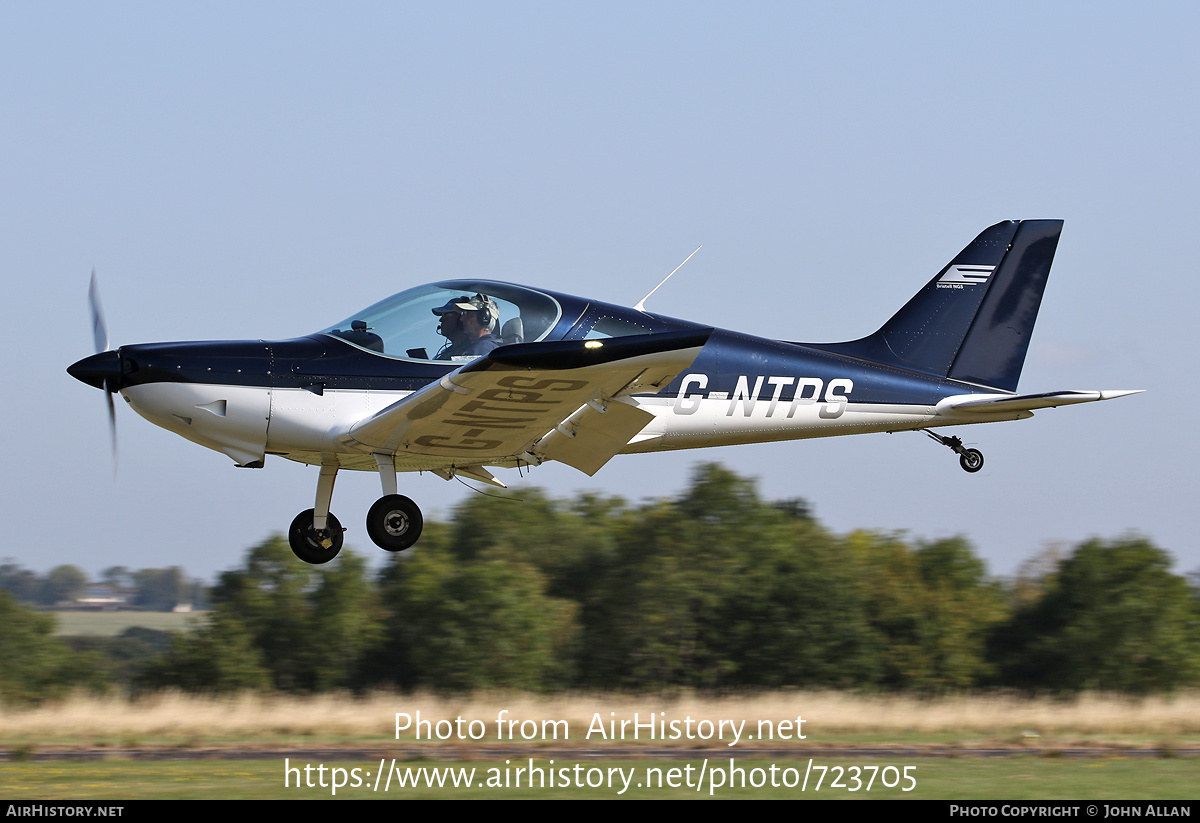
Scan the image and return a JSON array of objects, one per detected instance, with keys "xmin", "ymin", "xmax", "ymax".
[{"xmin": 810, "ymin": 220, "xmax": 1063, "ymax": 392}]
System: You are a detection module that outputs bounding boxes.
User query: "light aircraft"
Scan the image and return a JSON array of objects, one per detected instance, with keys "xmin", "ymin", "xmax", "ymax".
[{"xmin": 69, "ymin": 220, "xmax": 1140, "ymax": 564}]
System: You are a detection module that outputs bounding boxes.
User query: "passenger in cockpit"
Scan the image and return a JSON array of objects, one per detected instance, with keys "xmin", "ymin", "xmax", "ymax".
[{"xmin": 432, "ymin": 294, "xmax": 503, "ymax": 360}]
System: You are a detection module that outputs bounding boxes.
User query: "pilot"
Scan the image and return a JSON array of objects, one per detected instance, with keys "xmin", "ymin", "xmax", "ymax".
[{"xmin": 432, "ymin": 294, "xmax": 503, "ymax": 360}]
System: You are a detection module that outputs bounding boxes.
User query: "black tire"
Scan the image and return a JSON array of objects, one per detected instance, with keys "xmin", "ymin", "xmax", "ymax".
[
  {"xmin": 959, "ymin": 449, "xmax": 984, "ymax": 473},
  {"xmin": 366, "ymin": 494, "xmax": 423, "ymax": 552},
  {"xmin": 288, "ymin": 509, "xmax": 344, "ymax": 564}
]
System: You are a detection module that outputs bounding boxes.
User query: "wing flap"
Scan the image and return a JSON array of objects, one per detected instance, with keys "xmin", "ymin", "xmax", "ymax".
[{"xmin": 536, "ymin": 399, "xmax": 654, "ymax": 476}]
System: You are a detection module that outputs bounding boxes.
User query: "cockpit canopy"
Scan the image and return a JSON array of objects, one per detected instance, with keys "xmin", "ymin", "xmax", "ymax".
[{"xmin": 319, "ymin": 280, "xmax": 563, "ymax": 362}]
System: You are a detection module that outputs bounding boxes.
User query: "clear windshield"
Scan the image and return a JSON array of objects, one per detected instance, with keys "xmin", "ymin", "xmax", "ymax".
[{"xmin": 318, "ymin": 280, "xmax": 562, "ymax": 362}]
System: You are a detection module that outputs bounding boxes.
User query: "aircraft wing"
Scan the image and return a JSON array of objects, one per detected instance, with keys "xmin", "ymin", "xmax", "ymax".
[
  {"xmin": 345, "ymin": 329, "xmax": 712, "ymax": 474},
  {"xmin": 936, "ymin": 389, "xmax": 1143, "ymax": 419}
]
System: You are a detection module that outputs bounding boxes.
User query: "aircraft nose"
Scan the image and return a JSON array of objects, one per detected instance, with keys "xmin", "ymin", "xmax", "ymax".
[{"xmin": 68, "ymin": 350, "xmax": 122, "ymax": 391}]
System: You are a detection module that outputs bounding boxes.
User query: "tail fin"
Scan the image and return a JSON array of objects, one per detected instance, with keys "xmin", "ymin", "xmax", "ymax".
[{"xmin": 813, "ymin": 219, "xmax": 1063, "ymax": 392}]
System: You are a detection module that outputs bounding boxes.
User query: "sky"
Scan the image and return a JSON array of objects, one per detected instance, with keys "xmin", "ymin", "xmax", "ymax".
[{"xmin": 2, "ymin": 2, "xmax": 1195, "ymax": 582}]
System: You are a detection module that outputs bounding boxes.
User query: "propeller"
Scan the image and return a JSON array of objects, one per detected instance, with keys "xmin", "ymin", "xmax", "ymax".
[{"xmin": 87, "ymin": 269, "xmax": 118, "ymax": 468}]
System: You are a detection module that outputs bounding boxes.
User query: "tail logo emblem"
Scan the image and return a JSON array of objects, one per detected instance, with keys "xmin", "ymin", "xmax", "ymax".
[{"xmin": 938, "ymin": 265, "xmax": 994, "ymax": 288}]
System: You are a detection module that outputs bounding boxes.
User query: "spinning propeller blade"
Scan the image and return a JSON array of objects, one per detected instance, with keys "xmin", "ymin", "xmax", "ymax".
[
  {"xmin": 89, "ymin": 268, "xmax": 108, "ymax": 353},
  {"xmin": 88, "ymin": 269, "xmax": 118, "ymax": 468}
]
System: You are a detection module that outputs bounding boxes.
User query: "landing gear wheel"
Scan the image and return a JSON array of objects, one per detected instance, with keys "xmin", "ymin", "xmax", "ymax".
[
  {"xmin": 959, "ymin": 448, "xmax": 984, "ymax": 473},
  {"xmin": 288, "ymin": 509, "xmax": 344, "ymax": 564},
  {"xmin": 366, "ymin": 494, "xmax": 423, "ymax": 552},
  {"xmin": 924, "ymin": 430, "xmax": 986, "ymax": 474}
]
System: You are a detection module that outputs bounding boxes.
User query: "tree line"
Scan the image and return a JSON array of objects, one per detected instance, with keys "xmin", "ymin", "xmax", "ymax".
[
  {"xmin": 0, "ymin": 562, "xmax": 208, "ymax": 611},
  {"xmin": 3, "ymin": 463, "xmax": 1198, "ymax": 702}
]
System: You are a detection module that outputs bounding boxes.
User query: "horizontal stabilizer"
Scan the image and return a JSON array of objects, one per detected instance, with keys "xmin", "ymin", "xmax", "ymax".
[{"xmin": 937, "ymin": 389, "xmax": 1143, "ymax": 417}]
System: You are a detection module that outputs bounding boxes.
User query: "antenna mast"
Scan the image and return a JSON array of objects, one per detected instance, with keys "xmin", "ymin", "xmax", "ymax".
[{"xmin": 633, "ymin": 245, "xmax": 702, "ymax": 312}]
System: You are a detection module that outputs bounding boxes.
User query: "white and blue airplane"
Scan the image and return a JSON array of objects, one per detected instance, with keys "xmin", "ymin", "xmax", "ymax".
[{"xmin": 69, "ymin": 220, "xmax": 1140, "ymax": 564}]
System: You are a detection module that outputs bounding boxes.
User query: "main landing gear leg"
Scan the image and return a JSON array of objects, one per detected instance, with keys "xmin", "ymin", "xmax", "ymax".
[
  {"xmin": 366, "ymin": 453, "xmax": 423, "ymax": 553},
  {"xmin": 923, "ymin": 430, "xmax": 985, "ymax": 473},
  {"xmin": 288, "ymin": 462, "xmax": 344, "ymax": 564}
]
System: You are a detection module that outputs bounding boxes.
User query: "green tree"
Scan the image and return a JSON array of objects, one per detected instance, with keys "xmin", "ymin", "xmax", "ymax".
[
  {"xmin": 912, "ymin": 537, "xmax": 1007, "ymax": 689},
  {"xmin": 992, "ymin": 536, "xmax": 1200, "ymax": 693},
  {"xmin": 142, "ymin": 536, "xmax": 381, "ymax": 693},
  {"xmin": 585, "ymin": 464, "xmax": 874, "ymax": 689},
  {"xmin": 132, "ymin": 567, "xmax": 185, "ymax": 610},
  {"xmin": 377, "ymin": 541, "xmax": 577, "ymax": 692},
  {"xmin": 40, "ymin": 564, "xmax": 88, "ymax": 606},
  {"xmin": 0, "ymin": 561, "xmax": 40, "ymax": 603},
  {"xmin": 0, "ymin": 591, "xmax": 100, "ymax": 703},
  {"xmin": 101, "ymin": 566, "xmax": 133, "ymax": 592},
  {"xmin": 212, "ymin": 536, "xmax": 381, "ymax": 691},
  {"xmin": 136, "ymin": 612, "xmax": 271, "ymax": 693},
  {"xmin": 306, "ymin": 550, "xmax": 382, "ymax": 690},
  {"xmin": 711, "ymin": 514, "xmax": 876, "ymax": 688},
  {"xmin": 375, "ymin": 489, "xmax": 622, "ymax": 690},
  {"xmin": 66, "ymin": 628, "xmax": 174, "ymax": 689},
  {"xmin": 444, "ymin": 488, "xmax": 625, "ymax": 604},
  {"xmin": 849, "ymin": 533, "xmax": 1005, "ymax": 690}
]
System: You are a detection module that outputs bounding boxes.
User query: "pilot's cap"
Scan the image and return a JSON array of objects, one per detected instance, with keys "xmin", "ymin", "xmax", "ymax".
[{"xmin": 432, "ymin": 296, "xmax": 475, "ymax": 316}]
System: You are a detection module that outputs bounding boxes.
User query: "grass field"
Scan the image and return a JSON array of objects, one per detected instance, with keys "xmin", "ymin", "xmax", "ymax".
[
  {"xmin": 50, "ymin": 610, "xmax": 201, "ymax": 636},
  {"xmin": 1, "ymin": 757, "xmax": 1195, "ymax": 800},
  {"xmin": 2, "ymin": 692, "xmax": 1197, "ymax": 799},
  {"xmin": 4, "ymin": 691, "xmax": 1199, "ymax": 751}
]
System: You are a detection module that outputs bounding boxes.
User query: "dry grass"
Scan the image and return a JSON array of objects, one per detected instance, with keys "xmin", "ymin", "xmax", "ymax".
[{"xmin": 4, "ymin": 690, "xmax": 1199, "ymax": 751}]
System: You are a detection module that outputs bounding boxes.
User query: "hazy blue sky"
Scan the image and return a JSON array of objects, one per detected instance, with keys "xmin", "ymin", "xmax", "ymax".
[{"xmin": 3, "ymin": 2, "xmax": 1194, "ymax": 580}]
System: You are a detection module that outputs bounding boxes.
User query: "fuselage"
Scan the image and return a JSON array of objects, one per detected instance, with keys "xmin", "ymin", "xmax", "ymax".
[{"xmin": 71, "ymin": 278, "xmax": 1015, "ymax": 475}]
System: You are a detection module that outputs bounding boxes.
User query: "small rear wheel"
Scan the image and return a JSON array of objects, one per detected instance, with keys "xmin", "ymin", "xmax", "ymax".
[
  {"xmin": 959, "ymin": 449, "xmax": 984, "ymax": 473},
  {"xmin": 366, "ymin": 494, "xmax": 423, "ymax": 552}
]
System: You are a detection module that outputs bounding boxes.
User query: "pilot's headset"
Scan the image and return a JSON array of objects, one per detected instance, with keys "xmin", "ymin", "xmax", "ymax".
[{"xmin": 470, "ymin": 294, "xmax": 499, "ymax": 333}]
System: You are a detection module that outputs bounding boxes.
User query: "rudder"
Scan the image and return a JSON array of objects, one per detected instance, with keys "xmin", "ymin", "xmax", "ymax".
[{"xmin": 947, "ymin": 220, "xmax": 1062, "ymax": 391}]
